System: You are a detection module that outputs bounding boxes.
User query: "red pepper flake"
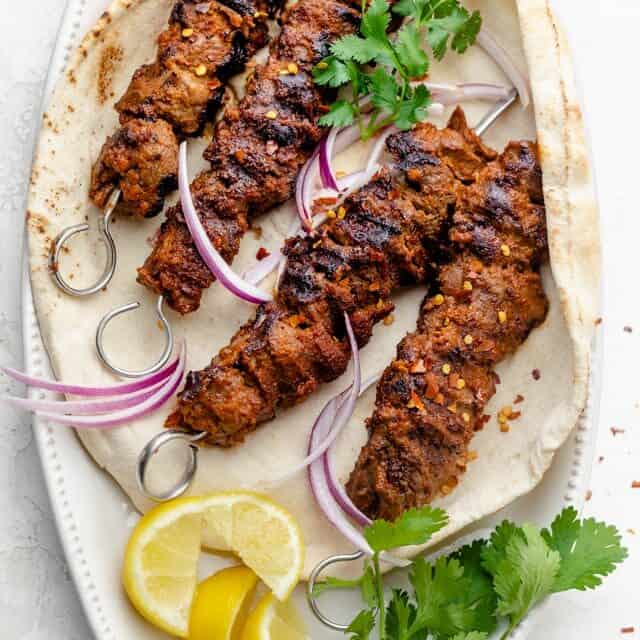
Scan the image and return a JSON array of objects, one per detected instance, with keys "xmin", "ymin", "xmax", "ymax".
[
  {"xmin": 611, "ymin": 427, "xmax": 625, "ymax": 436},
  {"xmin": 621, "ymin": 628, "xmax": 635, "ymax": 634},
  {"xmin": 407, "ymin": 391, "xmax": 425, "ymax": 412},
  {"xmin": 632, "ymin": 481, "xmax": 640, "ymax": 489},
  {"xmin": 514, "ymin": 394, "xmax": 525, "ymax": 404},
  {"xmin": 595, "ymin": 317, "xmax": 603, "ymax": 326},
  {"xmin": 624, "ymin": 326, "xmax": 633, "ymax": 333},
  {"xmin": 598, "ymin": 456, "xmax": 605, "ymax": 463},
  {"xmin": 585, "ymin": 490, "xmax": 592, "ymax": 501},
  {"xmin": 256, "ymin": 247, "xmax": 270, "ymax": 261},
  {"xmin": 410, "ymin": 359, "xmax": 426, "ymax": 374},
  {"xmin": 424, "ymin": 373, "xmax": 439, "ymax": 400},
  {"xmin": 532, "ymin": 368, "xmax": 541, "ymax": 381}
]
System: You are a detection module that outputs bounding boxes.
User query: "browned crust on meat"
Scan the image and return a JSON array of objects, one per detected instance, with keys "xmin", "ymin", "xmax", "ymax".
[
  {"xmin": 90, "ymin": 0, "xmax": 283, "ymax": 217},
  {"xmin": 137, "ymin": 0, "xmax": 362, "ymax": 311},
  {"xmin": 346, "ymin": 140, "xmax": 549, "ymax": 521},
  {"xmin": 164, "ymin": 109, "xmax": 497, "ymax": 445}
]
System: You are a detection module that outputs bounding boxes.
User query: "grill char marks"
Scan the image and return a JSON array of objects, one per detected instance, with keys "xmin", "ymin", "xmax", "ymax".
[
  {"xmin": 137, "ymin": 0, "xmax": 363, "ymax": 313},
  {"xmin": 346, "ymin": 140, "xmax": 549, "ymax": 521},
  {"xmin": 89, "ymin": 0, "xmax": 281, "ymax": 218},
  {"xmin": 164, "ymin": 110, "xmax": 496, "ymax": 446}
]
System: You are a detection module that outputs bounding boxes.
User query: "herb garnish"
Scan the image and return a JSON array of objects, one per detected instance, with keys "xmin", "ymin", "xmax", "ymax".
[
  {"xmin": 313, "ymin": 0, "xmax": 482, "ymax": 140},
  {"xmin": 314, "ymin": 506, "xmax": 628, "ymax": 640}
]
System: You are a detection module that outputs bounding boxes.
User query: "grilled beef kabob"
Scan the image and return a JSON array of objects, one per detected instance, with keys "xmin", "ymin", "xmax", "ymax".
[
  {"xmin": 137, "ymin": 0, "xmax": 364, "ymax": 314},
  {"xmin": 166, "ymin": 109, "xmax": 499, "ymax": 445},
  {"xmin": 346, "ymin": 139, "xmax": 548, "ymax": 521},
  {"xmin": 90, "ymin": 0, "xmax": 284, "ymax": 218}
]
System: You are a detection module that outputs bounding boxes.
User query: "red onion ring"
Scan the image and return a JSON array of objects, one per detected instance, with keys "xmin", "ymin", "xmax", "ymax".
[
  {"xmin": 419, "ymin": 81, "xmax": 511, "ymax": 105},
  {"xmin": 35, "ymin": 342, "xmax": 187, "ymax": 429},
  {"xmin": 179, "ymin": 142, "xmax": 273, "ymax": 304},
  {"xmin": 2, "ymin": 353, "xmax": 179, "ymax": 397},
  {"xmin": 476, "ymin": 28, "xmax": 530, "ymax": 108},
  {"xmin": 4, "ymin": 379, "xmax": 166, "ymax": 415}
]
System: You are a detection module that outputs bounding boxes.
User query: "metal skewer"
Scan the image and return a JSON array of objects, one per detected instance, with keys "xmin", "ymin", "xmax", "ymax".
[
  {"xmin": 95, "ymin": 295, "xmax": 174, "ymax": 378},
  {"xmin": 50, "ymin": 188, "xmax": 121, "ymax": 296},
  {"xmin": 306, "ymin": 88, "xmax": 520, "ymax": 631},
  {"xmin": 131, "ymin": 89, "xmax": 520, "ymax": 506}
]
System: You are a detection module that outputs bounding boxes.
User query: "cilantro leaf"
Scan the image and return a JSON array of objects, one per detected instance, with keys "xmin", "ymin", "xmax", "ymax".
[
  {"xmin": 392, "ymin": 0, "xmax": 421, "ymax": 18},
  {"xmin": 396, "ymin": 23, "xmax": 430, "ymax": 77},
  {"xmin": 318, "ymin": 100, "xmax": 357, "ymax": 128},
  {"xmin": 409, "ymin": 547, "xmax": 497, "ymax": 639},
  {"xmin": 360, "ymin": 564, "xmax": 378, "ymax": 608},
  {"xmin": 541, "ymin": 507, "xmax": 628, "ymax": 593},
  {"xmin": 451, "ymin": 10, "xmax": 481, "ymax": 54},
  {"xmin": 364, "ymin": 506, "xmax": 449, "ymax": 553},
  {"xmin": 491, "ymin": 524, "xmax": 560, "ymax": 630},
  {"xmin": 394, "ymin": 84, "xmax": 431, "ymax": 130},
  {"xmin": 427, "ymin": 3, "xmax": 482, "ymax": 60},
  {"xmin": 332, "ymin": 34, "xmax": 383, "ymax": 64},
  {"xmin": 450, "ymin": 541, "xmax": 498, "ymax": 633},
  {"xmin": 367, "ymin": 67, "xmax": 401, "ymax": 113},
  {"xmin": 347, "ymin": 609, "xmax": 376, "ymax": 640},
  {"xmin": 449, "ymin": 633, "xmax": 489, "ymax": 640},
  {"xmin": 386, "ymin": 589, "xmax": 419, "ymax": 640},
  {"xmin": 480, "ymin": 520, "xmax": 523, "ymax": 576},
  {"xmin": 313, "ymin": 56, "xmax": 351, "ymax": 87},
  {"xmin": 361, "ymin": 0, "xmax": 392, "ymax": 44}
]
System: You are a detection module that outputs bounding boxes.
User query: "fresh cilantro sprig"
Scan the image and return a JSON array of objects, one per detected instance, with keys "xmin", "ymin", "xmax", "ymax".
[
  {"xmin": 314, "ymin": 506, "xmax": 627, "ymax": 640},
  {"xmin": 313, "ymin": 0, "xmax": 482, "ymax": 140}
]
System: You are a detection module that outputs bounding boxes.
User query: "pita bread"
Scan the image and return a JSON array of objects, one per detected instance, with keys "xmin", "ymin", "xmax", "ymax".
[{"xmin": 26, "ymin": 0, "xmax": 598, "ymax": 578}]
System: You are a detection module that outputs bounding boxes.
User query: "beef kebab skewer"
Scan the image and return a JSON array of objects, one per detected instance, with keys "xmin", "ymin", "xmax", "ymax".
[
  {"xmin": 135, "ymin": 95, "xmax": 521, "ymax": 506},
  {"xmin": 51, "ymin": 0, "xmax": 285, "ymax": 296},
  {"xmin": 346, "ymin": 137, "xmax": 548, "ymax": 521},
  {"xmin": 136, "ymin": 0, "xmax": 363, "ymax": 315}
]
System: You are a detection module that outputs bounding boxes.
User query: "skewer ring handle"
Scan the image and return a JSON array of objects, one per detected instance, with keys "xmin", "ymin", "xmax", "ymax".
[
  {"xmin": 137, "ymin": 429, "xmax": 208, "ymax": 502},
  {"xmin": 49, "ymin": 188, "xmax": 120, "ymax": 296},
  {"xmin": 307, "ymin": 551, "xmax": 366, "ymax": 631},
  {"xmin": 96, "ymin": 296, "xmax": 174, "ymax": 378}
]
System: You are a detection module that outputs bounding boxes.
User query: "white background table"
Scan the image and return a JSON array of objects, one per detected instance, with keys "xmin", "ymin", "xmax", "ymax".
[{"xmin": 0, "ymin": 0, "xmax": 638, "ymax": 637}]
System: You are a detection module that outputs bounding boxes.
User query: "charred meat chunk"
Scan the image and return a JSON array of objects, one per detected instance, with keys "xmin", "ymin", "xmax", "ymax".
[
  {"xmin": 90, "ymin": 119, "xmax": 179, "ymax": 218},
  {"xmin": 164, "ymin": 110, "xmax": 496, "ymax": 445},
  {"xmin": 346, "ymin": 140, "xmax": 548, "ymax": 521}
]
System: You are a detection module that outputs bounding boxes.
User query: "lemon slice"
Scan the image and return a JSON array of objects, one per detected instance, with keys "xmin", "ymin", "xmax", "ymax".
[
  {"xmin": 123, "ymin": 497, "xmax": 203, "ymax": 637},
  {"xmin": 189, "ymin": 566, "xmax": 258, "ymax": 640},
  {"xmin": 200, "ymin": 492, "xmax": 305, "ymax": 601},
  {"xmin": 123, "ymin": 492, "xmax": 304, "ymax": 637},
  {"xmin": 240, "ymin": 593, "xmax": 310, "ymax": 640}
]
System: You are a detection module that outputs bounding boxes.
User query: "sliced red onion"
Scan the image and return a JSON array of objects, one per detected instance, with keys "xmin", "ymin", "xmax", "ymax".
[
  {"xmin": 1, "ymin": 353, "xmax": 179, "ymax": 397},
  {"xmin": 4, "ymin": 379, "xmax": 166, "ymax": 415},
  {"xmin": 424, "ymin": 82, "xmax": 511, "ymax": 105},
  {"xmin": 319, "ymin": 129, "xmax": 340, "ymax": 192},
  {"xmin": 242, "ymin": 251, "xmax": 283, "ymax": 286},
  {"xmin": 35, "ymin": 343, "xmax": 187, "ymax": 429},
  {"xmin": 179, "ymin": 142, "xmax": 272, "ymax": 304},
  {"xmin": 322, "ymin": 371, "xmax": 382, "ymax": 527},
  {"xmin": 324, "ymin": 451, "xmax": 370, "ymax": 527},
  {"xmin": 365, "ymin": 126, "xmax": 398, "ymax": 178},
  {"xmin": 307, "ymin": 314, "xmax": 370, "ymax": 554},
  {"xmin": 308, "ymin": 423, "xmax": 374, "ymax": 555},
  {"xmin": 295, "ymin": 148, "xmax": 319, "ymax": 230},
  {"xmin": 477, "ymin": 28, "xmax": 530, "ymax": 108}
]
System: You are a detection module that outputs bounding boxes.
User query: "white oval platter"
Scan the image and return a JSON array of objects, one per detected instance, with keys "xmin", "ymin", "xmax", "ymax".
[{"xmin": 23, "ymin": 0, "xmax": 602, "ymax": 638}]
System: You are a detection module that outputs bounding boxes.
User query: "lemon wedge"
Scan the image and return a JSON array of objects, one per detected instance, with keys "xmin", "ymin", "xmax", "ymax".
[
  {"xmin": 240, "ymin": 593, "xmax": 310, "ymax": 640},
  {"xmin": 189, "ymin": 566, "xmax": 258, "ymax": 640},
  {"xmin": 122, "ymin": 492, "xmax": 304, "ymax": 637}
]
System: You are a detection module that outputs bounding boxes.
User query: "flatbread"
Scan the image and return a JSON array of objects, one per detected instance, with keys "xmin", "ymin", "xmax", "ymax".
[{"xmin": 26, "ymin": 0, "xmax": 599, "ymax": 578}]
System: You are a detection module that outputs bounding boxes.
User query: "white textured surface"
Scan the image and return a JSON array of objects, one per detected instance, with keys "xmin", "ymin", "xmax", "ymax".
[{"xmin": 0, "ymin": 1, "xmax": 638, "ymax": 640}]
